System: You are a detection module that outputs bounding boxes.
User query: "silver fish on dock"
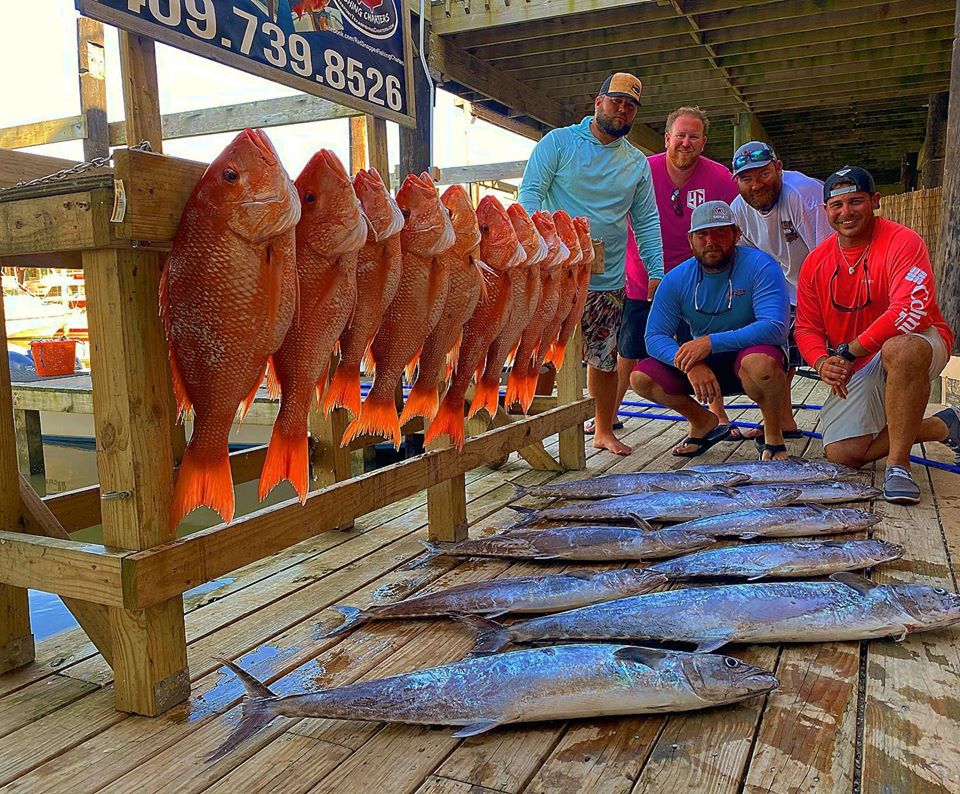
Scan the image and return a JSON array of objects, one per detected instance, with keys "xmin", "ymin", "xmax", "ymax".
[
  {"xmin": 685, "ymin": 457, "xmax": 858, "ymax": 484},
  {"xmin": 415, "ymin": 525, "xmax": 717, "ymax": 562},
  {"xmin": 208, "ymin": 645, "xmax": 779, "ymax": 760},
  {"xmin": 319, "ymin": 568, "xmax": 668, "ymax": 638},
  {"xmin": 648, "ymin": 539, "xmax": 903, "ymax": 581},
  {"xmin": 666, "ymin": 506, "xmax": 882, "ymax": 539},
  {"xmin": 521, "ymin": 470, "xmax": 750, "ymax": 499},
  {"xmin": 465, "ymin": 573, "xmax": 960, "ymax": 655},
  {"xmin": 510, "ymin": 486, "xmax": 800, "ymax": 525},
  {"xmin": 739, "ymin": 481, "xmax": 881, "ymax": 504}
]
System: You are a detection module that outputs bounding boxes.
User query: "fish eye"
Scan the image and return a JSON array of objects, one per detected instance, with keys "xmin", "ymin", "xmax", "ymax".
[
  {"xmin": 222, "ymin": 168, "xmax": 239, "ymax": 183},
  {"xmin": 401, "ymin": 207, "xmax": 411, "ymax": 219},
  {"xmin": 304, "ymin": 192, "xmax": 317, "ymax": 204},
  {"xmin": 934, "ymin": 588, "xmax": 947, "ymax": 595},
  {"xmin": 480, "ymin": 223, "xmax": 490, "ymax": 234},
  {"xmin": 724, "ymin": 657, "xmax": 740, "ymax": 668}
]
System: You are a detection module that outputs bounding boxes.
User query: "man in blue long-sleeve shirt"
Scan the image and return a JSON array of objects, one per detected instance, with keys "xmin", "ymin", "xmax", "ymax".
[
  {"xmin": 518, "ymin": 72, "xmax": 664, "ymax": 456},
  {"xmin": 630, "ymin": 201, "xmax": 791, "ymax": 460}
]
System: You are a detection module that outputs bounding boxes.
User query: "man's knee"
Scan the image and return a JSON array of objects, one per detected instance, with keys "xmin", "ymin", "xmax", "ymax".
[
  {"xmin": 739, "ymin": 353, "xmax": 786, "ymax": 383},
  {"xmin": 824, "ymin": 442, "xmax": 865, "ymax": 469},
  {"xmin": 630, "ymin": 369, "xmax": 656, "ymax": 398},
  {"xmin": 881, "ymin": 335, "xmax": 931, "ymax": 373}
]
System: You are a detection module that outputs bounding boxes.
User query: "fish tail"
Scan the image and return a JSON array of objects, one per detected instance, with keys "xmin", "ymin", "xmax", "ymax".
[
  {"xmin": 170, "ymin": 445, "xmax": 234, "ymax": 529},
  {"xmin": 453, "ymin": 615, "xmax": 512, "ymax": 656},
  {"xmin": 509, "ymin": 482, "xmax": 529, "ymax": 499},
  {"xmin": 424, "ymin": 396, "xmax": 465, "ymax": 450},
  {"xmin": 504, "ymin": 368, "xmax": 525, "ymax": 412},
  {"xmin": 258, "ymin": 425, "xmax": 309, "ymax": 504},
  {"xmin": 399, "ymin": 381, "xmax": 440, "ymax": 426},
  {"xmin": 547, "ymin": 339, "xmax": 568, "ymax": 370},
  {"xmin": 468, "ymin": 376, "xmax": 500, "ymax": 420},
  {"xmin": 401, "ymin": 540, "xmax": 447, "ymax": 570},
  {"xmin": 506, "ymin": 504, "xmax": 536, "ymax": 528},
  {"xmin": 319, "ymin": 605, "xmax": 370, "ymax": 638},
  {"xmin": 342, "ymin": 392, "xmax": 401, "ymax": 449},
  {"xmin": 323, "ymin": 364, "xmax": 363, "ymax": 417},
  {"xmin": 521, "ymin": 370, "xmax": 540, "ymax": 413},
  {"xmin": 237, "ymin": 363, "xmax": 268, "ymax": 425},
  {"xmin": 265, "ymin": 356, "xmax": 282, "ymax": 400},
  {"xmin": 207, "ymin": 658, "xmax": 280, "ymax": 762}
]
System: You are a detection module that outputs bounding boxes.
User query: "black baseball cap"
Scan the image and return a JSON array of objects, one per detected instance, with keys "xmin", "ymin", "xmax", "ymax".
[{"xmin": 823, "ymin": 166, "xmax": 876, "ymax": 202}]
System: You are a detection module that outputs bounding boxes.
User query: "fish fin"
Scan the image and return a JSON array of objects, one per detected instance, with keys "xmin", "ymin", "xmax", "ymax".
[
  {"xmin": 262, "ymin": 242, "xmax": 283, "ymax": 346},
  {"xmin": 787, "ymin": 455, "xmax": 807, "ymax": 464},
  {"xmin": 629, "ymin": 513, "xmax": 655, "ymax": 530},
  {"xmin": 803, "ymin": 502, "xmax": 829, "ymax": 512},
  {"xmin": 258, "ymin": 425, "xmax": 309, "ymax": 504},
  {"xmin": 401, "ymin": 540, "xmax": 447, "ymax": 570},
  {"xmin": 565, "ymin": 570, "xmax": 598, "ymax": 580},
  {"xmin": 159, "ymin": 266, "xmax": 194, "ymax": 420},
  {"xmin": 508, "ymin": 482, "xmax": 530, "ymax": 499},
  {"xmin": 341, "ymin": 392, "xmax": 402, "ymax": 450},
  {"xmin": 206, "ymin": 658, "xmax": 279, "ymax": 762},
  {"xmin": 734, "ymin": 531, "xmax": 761, "ymax": 540},
  {"xmin": 265, "ymin": 356, "xmax": 282, "ymax": 400},
  {"xmin": 399, "ymin": 381, "xmax": 440, "ymax": 426},
  {"xmin": 692, "ymin": 637, "xmax": 731, "ymax": 653},
  {"xmin": 237, "ymin": 363, "xmax": 267, "ymax": 424},
  {"xmin": 504, "ymin": 367, "xmax": 525, "ymax": 412},
  {"xmin": 613, "ymin": 646, "xmax": 666, "ymax": 669},
  {"xmin": 318, "ymin": 605, "xmax": 370, "ymax": 639},
  {"xmin": 424, "ymin": 395, "xmax": 466, "ymax": 450},
  {"xmin": 547, "ymin": 340, "xmax": 567, "ymax": 370},
  {"xmin": 453, "ymin": 614, "xmax": 512, "ymax": 657},
  {"xmin": 746, "ymin": 573, "xmax": 766, "ymax": 581},
  {"xmin": 830, "ymin": 572, "xmax": 878, "ymax": 595},
  {"xmin": 361, "ymin": 345, "xmax": 376, "ymax": 376},
  {"xmin": 468, "ymin": 376, "xmax": 500, "ymax": 420},
  {"xmin": 170, "ymin": 444, "xmax": 234, "ymax": 529},
  {"xmin": 477, "ymin": 609, "xmax": 511, "ymax": 619},
  {"xmin": 324, "ymin": 363, "xmax": 362, "ymax": 417},
  {"xmin": 403, "ymin": 350, "xmax": 422, "ymax": 385},
  {"xmin": 717, "ymin": 486, "xmax": 740, "ymax": 497},
  {"xmin": 506, "ymin": 504, "xmax": 536, "ymax": 529},
  {"xmin": 447, "ymin": 334, "xmax": 463, "ymax": 374},
  {"xmin": 451, "ymin": 719, "xmax": 504, "ymax": 738}
]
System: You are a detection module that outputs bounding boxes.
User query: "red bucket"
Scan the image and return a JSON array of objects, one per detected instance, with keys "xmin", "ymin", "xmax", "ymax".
[{"xmin": 30, "ymin": 338, "xmax": 77, "ymax": 377}]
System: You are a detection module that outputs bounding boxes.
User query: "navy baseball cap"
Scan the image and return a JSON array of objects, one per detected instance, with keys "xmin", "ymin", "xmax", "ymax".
[
  {"xmin": 823, "ymin": 166, "xmax": 876, "ymax": 202},
  {"xmin": 732, "ymin": 141, "xmax": 777, "ymax": 176}
]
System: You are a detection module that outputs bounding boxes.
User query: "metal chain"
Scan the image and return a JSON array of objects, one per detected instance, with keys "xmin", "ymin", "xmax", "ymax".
[{"xmin": 0, "ymin": 140, "xmax": 154, "ymax": 192}]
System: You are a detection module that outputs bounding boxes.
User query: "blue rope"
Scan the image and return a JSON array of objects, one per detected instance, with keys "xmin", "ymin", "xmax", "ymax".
[{"xmin": 616, "ymin": 409, "xmax": 960, "ymax": 475}]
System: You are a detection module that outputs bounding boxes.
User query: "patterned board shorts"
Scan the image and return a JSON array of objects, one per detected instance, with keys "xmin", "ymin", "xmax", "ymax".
[{"xmin": 580, "ymin": 288, "xmax": 626, "ymax": 372}]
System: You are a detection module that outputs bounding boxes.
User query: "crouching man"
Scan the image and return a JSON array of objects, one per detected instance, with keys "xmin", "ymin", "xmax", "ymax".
[
  {"xmin": 795, "ymin": 165, "xmax": 960, "ymax": 504},
  {"xmin": 630, "ymin": 200, "xmax": 791, "ymax": 460}
]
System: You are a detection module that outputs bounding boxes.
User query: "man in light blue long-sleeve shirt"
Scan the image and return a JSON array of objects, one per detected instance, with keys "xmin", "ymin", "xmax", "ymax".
[
  {"xmin": 518, "ymin": 72, "xmax": 664, "ymax": 456},
  {"xmin": 630, "ymin": 201, "xmax": 792, "ymax": 461}
]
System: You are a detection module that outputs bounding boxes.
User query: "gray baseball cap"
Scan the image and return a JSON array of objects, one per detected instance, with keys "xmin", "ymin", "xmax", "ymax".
[{"xmin": 689, "ymin": 200, "xmax": 737, "ymax": 233}]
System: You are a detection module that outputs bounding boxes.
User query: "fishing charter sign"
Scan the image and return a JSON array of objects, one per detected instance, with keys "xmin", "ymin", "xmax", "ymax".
[{"xmin": 76, "ymin": 0, "xmax": 416, "ymax": 126}]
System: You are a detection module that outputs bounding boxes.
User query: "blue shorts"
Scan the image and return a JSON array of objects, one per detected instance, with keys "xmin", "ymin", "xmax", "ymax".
[{"xmin": 617, "ymin": 298, "xmax": 651, "ymax": 360}]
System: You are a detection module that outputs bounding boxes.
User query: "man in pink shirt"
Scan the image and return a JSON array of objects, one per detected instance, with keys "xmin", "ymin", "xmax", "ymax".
[{"xmin": 615, "ymin": 107, "xmax": 739, "ymax": 454}]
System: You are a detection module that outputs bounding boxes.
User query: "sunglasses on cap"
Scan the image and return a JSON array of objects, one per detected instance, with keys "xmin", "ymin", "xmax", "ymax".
[{"xmin": 733, "ymin": 148, "xmax": 775, "ymax": 173}]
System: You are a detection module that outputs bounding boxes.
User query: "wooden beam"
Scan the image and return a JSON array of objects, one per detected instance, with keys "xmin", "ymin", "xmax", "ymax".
[
  {"xmin": 13, "ymin": 410, "xmax": 43, "ymax": 476},
  {"xmin": 366, "ymin": 115, "xmax": 390, "ymax": 187},
  {"xmin": 921, "ymin": 91, "xmax": 949, "ymax": 189},
  {"xmin": 0, "ymin": 149, "xmax": 108, "ymax": 190},
  {"xmin": 118, "ymin": 31, "xmax": 163, "ymax": 153},
  {"xmin": 349, "ymin": 116, "xmax": 368, "ymax": 175},
  {"xmin": 748, "ymin": 79, "xmax": 950, "ymax": 111},
  {"xmin": 78, "ymin": 18, "xmax": 109, "ymax": 161},
  {"xmin": 122, "ymin": 400, "xmax": 593, "ymax": 609},
  {"xmin": 429, "ymin": 34, "xmax": 567, "ymax": 129},
  {"xmin": 431, "ymin": 0, "xmax": 655, "ymax": 36},
  {"xmin": 730, "ymin": 49, "xmax": 953, "ymax": 82},
  {"xmin": 628, "ymin": 122, "xmax": 665, "ymax": 155},
  {"xmin": 468, "ymin": 103, "xmax": 545, "ymax": 142},
  {"xmin": 0, "ymin": 188, "xmax": 117, "ymax": 258},
  {"xmin": 508, "ymin": 46, "xmax": 708, "ymax": 81},
  {"xmin": 935, "ymin": 0, "xmax": 960, "ymax": 354},
  {"xmin": 0, "ymin": 117, "xmax": 87, "ymax": 151}
]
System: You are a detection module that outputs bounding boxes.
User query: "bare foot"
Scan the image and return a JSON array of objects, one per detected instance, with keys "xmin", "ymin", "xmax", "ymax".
[{"xmin": 593, "ymin": 432, "xmax": 632, "ymax": 456}]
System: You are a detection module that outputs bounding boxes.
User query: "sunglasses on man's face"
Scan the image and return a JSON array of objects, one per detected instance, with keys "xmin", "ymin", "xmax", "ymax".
[
  {"xmin": 670, "ymin": 188, "xmax": 683, "ymax": 216},
  {"xmin": 733, "ymin": 148, "xmax": 775, "ymax": 172}
]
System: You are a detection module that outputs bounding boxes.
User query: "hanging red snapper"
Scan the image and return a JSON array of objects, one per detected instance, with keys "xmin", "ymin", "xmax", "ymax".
[
  {"xmin": 400, "ymin": 184, "xmax": 485, "ymax": 425},
  {"xmin": 342, "ymin": 173, "xmax": 454, "ymax": 448},
  {"xmin": 324, "ymin": 167, "xmax": 404, "ymax": 417},
  {"xmin": 425, "ymin": 195, "xmax": 525, "ymax": 449},
  {"xmin": 548, "ymin": 215, "xmax": 595, "ymax": 369},
  {"xmin": 258, "ymin": 150, "xmax": 367, "ymax": 503},
  {"xmin": 535, "ymin": 210, "xmax": 582, "ymax": 377},
  {"xmin": 162, "ymin": 129, "xmax": 300, "ymax": 528},
  {"xmin": 504, "ymin": 210, "xmax": 569, "ymax": 412}
]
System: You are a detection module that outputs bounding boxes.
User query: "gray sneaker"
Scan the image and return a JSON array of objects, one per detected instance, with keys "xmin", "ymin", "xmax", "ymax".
[{"xmin": 884, "ymin": 465, "xmax": 920, "ymax": 505}]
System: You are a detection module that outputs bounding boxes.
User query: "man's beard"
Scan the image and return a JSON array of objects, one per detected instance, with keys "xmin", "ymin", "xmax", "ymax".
[
  {"xmin": 595, "ymin": 110, "xmax": 633, "ymax": 139},
  {"xmin": 696, "ymin": 248, "xmax": 736, "ymax": 272}
]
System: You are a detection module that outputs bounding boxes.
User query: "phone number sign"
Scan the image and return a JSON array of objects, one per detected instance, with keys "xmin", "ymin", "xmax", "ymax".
[{"xmin": 77, "ymin": 0, "xmax": 416, "ymax": 126}]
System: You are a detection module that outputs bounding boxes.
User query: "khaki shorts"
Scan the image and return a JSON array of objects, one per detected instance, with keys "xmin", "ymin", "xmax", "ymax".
[{"xmin": 820, "ymin": 326, "xmax": 949, "ymax": 447}]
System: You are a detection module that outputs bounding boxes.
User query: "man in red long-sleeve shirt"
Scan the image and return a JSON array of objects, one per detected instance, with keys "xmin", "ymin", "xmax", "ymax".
[{"xmin": 795, "ymin": 165, "xmax": 959, "ymax": 505}]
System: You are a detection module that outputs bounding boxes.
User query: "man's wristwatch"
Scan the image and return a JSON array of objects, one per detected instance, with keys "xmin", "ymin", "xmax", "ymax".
[{"xmin": 833, "ymin": 343, "xmax": 858, "ymax": 363}]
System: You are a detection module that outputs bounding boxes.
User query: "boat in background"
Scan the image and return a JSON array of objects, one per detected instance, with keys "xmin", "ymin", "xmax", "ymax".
[{"xmin": 2, "ymin": 274, "xmax": 69, "ymax": 341}]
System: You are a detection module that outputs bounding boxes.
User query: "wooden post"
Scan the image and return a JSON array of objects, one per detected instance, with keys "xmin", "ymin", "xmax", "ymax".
[
  {"xmin": 901, "ymin": 152, "xmax": 919, "ymax": 193},
  {"xmin": 0, "ymin": 293, "xmax": 35, "ymax": 675},
  {"xmin": 922, "ymin": 91, "xmax": 949, "ymax": 190},
  {"xmin": 936, "ymin": 2, "xmax": 960, "ymax": 352},
  {"xmin": 349, "ymin": 116, "xmax": 368, "ymax": 175},
  {"xmin": 97, "ymin": 33, "xmax": 187, "ymax": 715},
  {"xmin": 426, "ymin": 436, "xmax": 468, "ymax": 543},
  {"xmin": 13, "ymin": 410, "xmax": 44, "ymax": 477},
  {"xmin": 399, "ymin": 40, "xmax": 431, "ymax": 178},
  {"xmin": 78, "ymin": 18, "xmax": 109, "ymax": 161},
  {"xmin": 733, "ymin": 112, "xmax": 753, "ymax": 152},
  {"xmin": 366, "ymin": 115, "xmax": 390, "ymax": 187},
  {"xmin": 557, "ymin": 327, "xmax": 587, "ymax": 470}
]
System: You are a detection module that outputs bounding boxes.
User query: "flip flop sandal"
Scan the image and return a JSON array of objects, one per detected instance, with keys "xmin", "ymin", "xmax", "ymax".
[
  {"xmin": 672, "ymin": 424, "xmax": 732, "ymax": 458},
  {"xmin": 584, "ymin": 420, "xmax": 624, "ymax": 435},
  {"xmin": 934, "ymin": 407, "xmax": 960, "ymax": 454},
  {"xmin": 758, "ymin": 443, "xmax": 788, "ymax": 461},
  {"xmin": 726, "ymin": 426, "xmax": 764, "ymax": 442},
  {"xmin": 752, "ymin": 429, "xmax": 804, "ymax": 449}
]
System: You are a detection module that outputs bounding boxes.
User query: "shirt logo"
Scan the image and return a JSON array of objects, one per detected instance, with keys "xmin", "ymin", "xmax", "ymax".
[
  {"xmin": 781, "ymin": 220, "xmax": 799, "ymax": 243},
  {"xmin": 687, "ymin": 189, "xmax": 705, "ymax": 210},
  {"xmin": 905, "ymin": 266, "xmax": 927, "ymax": 285}
]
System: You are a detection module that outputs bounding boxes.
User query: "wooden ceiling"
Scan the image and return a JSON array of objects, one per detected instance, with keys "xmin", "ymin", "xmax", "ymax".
[{"xmin": 428, "ymin": 0, "xmax": 955, "ymax": 185}]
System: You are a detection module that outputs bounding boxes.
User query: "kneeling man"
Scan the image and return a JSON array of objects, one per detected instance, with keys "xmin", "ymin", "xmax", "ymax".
[
  {"xmin": 631, "ymin": 200, "xmax": 791, "ymax": 459},
  {"xmin": 795, "ymin": 165, "xmax": 959, "ymax": 504}
]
